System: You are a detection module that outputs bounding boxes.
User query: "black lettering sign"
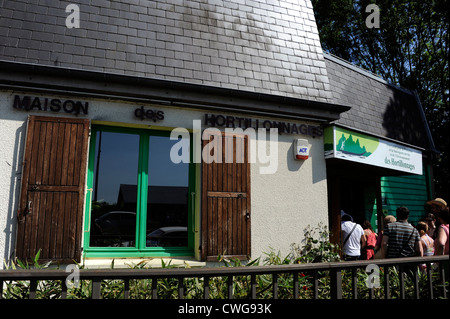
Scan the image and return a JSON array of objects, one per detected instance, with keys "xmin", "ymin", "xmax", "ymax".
[
  {"xmin": 50, "ymin": 99, "xmax": 61, "ymax": 112},
  {"xmin": 13, "ymin": 95, "xmax": 31, "ymax": 110},
  {"xmin": 204, "ymin": 113, "xmax": 216, "ymax": 126},
  {"xmin": 299, "ymin": 124, "xmax": 308, "ymax": 135},
  {"xmin": 13, "ymin": 95, "xmax": 88, "ymax": 115},
  {"xmin": 30, "ymin": 97, "xmax": 42, "ymax": 110},
  {"xmin": 215, "ymin": 115, "xmax": 226, "ymax": 126},
  {"xmin": 203, "ymin": 113, "xmax": 323, "ymax": 137},
  {"xmin": 134, "ymin": 106, "xmax": 164, "ymax": 121}
]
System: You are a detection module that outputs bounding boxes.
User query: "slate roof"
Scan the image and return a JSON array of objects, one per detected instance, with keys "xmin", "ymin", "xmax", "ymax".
[
  {"xmin": 0, "ymin": 0, "xmax": 333, "ymax": 103},
  {"xmin": 324, "ymin": 53, "xmax": 434, "ymax": 151}
]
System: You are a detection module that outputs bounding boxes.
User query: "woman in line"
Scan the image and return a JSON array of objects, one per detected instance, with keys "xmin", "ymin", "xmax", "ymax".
[
  {"xmin": 362, "ymin": 220, "xmax": 377, "ymax": 260},
  {"xmin": 417, "ymin": 221, "xmax": 434, "ymax": 256},
  {"xmin": 435, "ymin": 206, "xmax": 449, "ymax": 255}
]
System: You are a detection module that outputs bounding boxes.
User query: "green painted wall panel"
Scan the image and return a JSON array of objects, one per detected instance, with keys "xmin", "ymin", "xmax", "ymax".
[{"xmin": 380, "ymin": 174, "xmax": 429, "ymax": 226}]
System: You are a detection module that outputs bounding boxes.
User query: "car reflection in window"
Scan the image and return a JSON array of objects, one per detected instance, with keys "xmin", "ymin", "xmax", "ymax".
[
  {"xmin": 93, "ymin": 211, "xmax": 136, "ymax": 247},
  {"xmin": 146, "ymin": 226, "xmax": 188, "ymax": 247}
]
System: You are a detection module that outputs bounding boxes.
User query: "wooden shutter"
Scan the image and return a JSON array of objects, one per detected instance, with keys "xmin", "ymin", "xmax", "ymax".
[
  {"xmin": 201, "ymin": 131, "xmax": 251, "ymax": 261},
  {"xmin": 15, "ymin": 116, "xmax": 90, "ymax": 263}
]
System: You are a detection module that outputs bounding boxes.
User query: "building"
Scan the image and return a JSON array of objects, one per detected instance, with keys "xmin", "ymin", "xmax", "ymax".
[
  {"xmin": 0, "ymin": 0, "xmax": 435, "ymax": 267},
  {"xmin": 323, "ymin": 54, "xmax": 436, "ymax": 243}
]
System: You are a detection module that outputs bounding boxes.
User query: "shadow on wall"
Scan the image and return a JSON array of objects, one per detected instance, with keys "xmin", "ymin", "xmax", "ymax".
[
  {"xmin": 2, "ymin": 119, "xmax": 26, "ymax": 265},
  {"xmin": 382, "ymin": 86, "xmax": 429, "ymax": 149}
]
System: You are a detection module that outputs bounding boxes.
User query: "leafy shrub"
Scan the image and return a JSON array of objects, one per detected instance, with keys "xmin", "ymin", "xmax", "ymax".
[{"xmin": 292, "ymin": 222, "xmax": 341, "ymax": 264}]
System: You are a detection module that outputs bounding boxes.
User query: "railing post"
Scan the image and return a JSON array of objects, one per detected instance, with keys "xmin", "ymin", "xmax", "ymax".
[
  {"xmin": 330, "ymin": 269, "xmax": 342, "ymax": 299},
  {"xmin": 352, "ymin": 268, "xmax": 358, "ymax": 299},
  {"xmin": 293, "ymin": 271, "xmax": 299, "ymax": 299},
  {"xmin": 204, "ymin": 276, "xmax": 210, "ymax": 299},
  {"xmin": 272, "ymin": 273, "xmax": 278, "ymax": 299},
  {"xmin": 29, "ymin": 279, "xmax": 37, "ymax": 299},
  {"xmin": 399, "ymin": 266, "xmax": 405, "ymax": 299},
  {"xmin": 426, "ymin": 263, "xmax": 434, "ymax": 299},
  {"xmin": 124, "ymin": 279, "xmax": 130, "ymax": 299},
  {"xmin": 384, "ymin": 266, "xmax": 390, "ymax": 299},
  {"xmin": 313, "ymin": 271, "xmax": 319, "ymax": 299},
  {"xmin": 440, "ymin": 262, "xmax": 448, "ymax": 299},
  {"xmin": 152, "ymin": 278, "xmax": 158, "ymax": 299},
  {"xmin": 178, "ymin": 278, "xmax": 184, "ymax": 299},
  {"xmin": 61, "ymin": 280, "xmax": 68, "ymax": 299},
  {"xmin": 413, "ymin": 266, "xmax": 419, "ymax": 299},
  {"xmin": 227, "ymin": 276, "xmax": 233, "ymax": 299},
  {"xmin": 251, "ymin": 274, "xmax": 256, "ymax": 299},
  {"xmin": 92, "ymin": 278, "xmax": 101, "ymax": 299}
]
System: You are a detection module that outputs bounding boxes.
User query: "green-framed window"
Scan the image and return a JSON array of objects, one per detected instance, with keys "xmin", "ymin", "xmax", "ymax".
[{"xmin": 83, "ymin": 125, "xmax": 195, "ymax": 258}]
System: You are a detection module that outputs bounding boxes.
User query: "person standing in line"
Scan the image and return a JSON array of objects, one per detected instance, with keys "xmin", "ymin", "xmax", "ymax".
[
  {"xmin": 426, "ymin": 198, "xmax": 447, "ymax": 238},
  {"xmin": 374, "ymin": 215, "xmax": 396, "ymax": 259},
  {"xmin": 381, "ymin": 206, "xmax": 423, "ymax": 258},
  {"xmin": 435, "ymin": 206, "xmax": 449, "ymax": 255},
  {"xmin": 417, "ymin": 221, "xmax": 434, "ymax": 256},
  {"xmin": 362, "ymin": 220, "xmax": 377, "ymax": 260},
  {"xmin": 417, "ymin": 221, "xmax": 435, "ymax": 272},
  {"xmin": 341, "ymin": 214, "xmax": 366, "ymax": 261},
  {"xmin": 423, "ymin": 213, "xmax": 437, "ymax": 239}
]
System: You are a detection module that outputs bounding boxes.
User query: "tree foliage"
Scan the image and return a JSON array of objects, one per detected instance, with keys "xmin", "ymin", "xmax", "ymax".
[{"xmin": 312, "ymin": 0, "xmax": 449, "ymax": 197}]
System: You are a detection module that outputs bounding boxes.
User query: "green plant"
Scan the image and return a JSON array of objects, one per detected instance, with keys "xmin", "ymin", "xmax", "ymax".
[
  {"xmin": 292, "ymin": 222, "xmax": 341, "ymax": 264},
  {"xmin": 2, "ymin": 249, "xmax": 62, "ymax": 299}
]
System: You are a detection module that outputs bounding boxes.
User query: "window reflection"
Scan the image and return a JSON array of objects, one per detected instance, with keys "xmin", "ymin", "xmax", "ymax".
[
  {"xmin": 89, "ymin": 131, "xmax": 191, "ymax": 249},
  {"xmin": 90, "ymin": 131, "xmax": 139, "ymax": 247},
  {"xmin": 146, "ymin": 136, "xmax": 189, "ymax": 247}
]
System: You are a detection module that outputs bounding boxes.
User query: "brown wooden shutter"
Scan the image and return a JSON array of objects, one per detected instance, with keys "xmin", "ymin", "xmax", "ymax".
[
  {"xmin": 15, "ymin": 116, "xmax": 90, "ymax": 263},
  {"xmin": 201, "ymin": 131, "xmax": 251, "ymax": 261}
]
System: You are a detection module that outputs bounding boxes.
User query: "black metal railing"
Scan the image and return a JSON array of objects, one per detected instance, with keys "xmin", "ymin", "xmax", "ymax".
[{"xmin": 0, "ymin": 255, "xmax": 448, "ymax": 299}]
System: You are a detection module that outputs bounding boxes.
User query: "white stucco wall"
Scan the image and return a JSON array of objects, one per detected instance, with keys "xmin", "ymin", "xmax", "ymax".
[
  {"xmin": 250, "ymin": 132, "xmax": 328, "ymax": 260},
  {"xmin": 0, "ymin": 90, "xmax": 329, "ymax": 267}
]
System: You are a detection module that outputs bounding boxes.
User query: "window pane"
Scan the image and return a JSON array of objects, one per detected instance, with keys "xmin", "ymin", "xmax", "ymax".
[
  {"xmin": 146, "ymin": 135, "xmax": 189, "ymax": 247},
  {"xmin": 90, "ymin": 131, "xmax": 139, "ymax": 247}
]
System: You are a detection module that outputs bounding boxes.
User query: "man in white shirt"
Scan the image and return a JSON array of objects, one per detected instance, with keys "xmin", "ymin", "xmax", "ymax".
[{"xmin": 341, "ymin": 214, "xmax": 366, "ymax": 261}]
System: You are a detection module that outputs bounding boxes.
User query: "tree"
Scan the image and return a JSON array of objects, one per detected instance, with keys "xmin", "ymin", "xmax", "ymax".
[{"xmin": 312, "ymin": 0, "xmax": 449, "ymax": 198}]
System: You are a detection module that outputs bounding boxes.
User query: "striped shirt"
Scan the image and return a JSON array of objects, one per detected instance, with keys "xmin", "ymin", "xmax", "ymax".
[{"xmin": 384, "ymin": 220, "xmax": 420, "ymax": 258}]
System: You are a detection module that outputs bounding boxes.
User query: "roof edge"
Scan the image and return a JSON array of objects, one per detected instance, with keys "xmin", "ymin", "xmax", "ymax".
[
  {"xmin": 0, "ymin": 60, "xmax": 350, "ymax": 123},
  {"xmin": 323, "ymin": 52, "xmax": 414, "ymax": 96}
]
